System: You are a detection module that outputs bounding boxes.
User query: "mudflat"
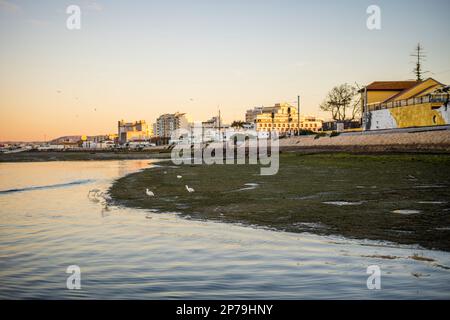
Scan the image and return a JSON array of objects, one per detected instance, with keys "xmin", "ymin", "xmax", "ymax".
[{"xmin": 109, "ymin": 153, "xmax": 450, "ymax": 251}]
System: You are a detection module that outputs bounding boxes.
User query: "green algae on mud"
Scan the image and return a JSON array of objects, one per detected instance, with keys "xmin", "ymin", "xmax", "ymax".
[{"xmin": 109, "ymin": 153, "xmax": 450, "ymax": 251}]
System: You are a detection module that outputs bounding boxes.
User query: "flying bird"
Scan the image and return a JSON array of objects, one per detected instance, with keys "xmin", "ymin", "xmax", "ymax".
[
  {"xmin": 146, "ymin": 188, "xmax": 155, "ymax": 196},
  {"xmin": 185, "ymin": 185, "xmax": 195, "ymax": 193}
]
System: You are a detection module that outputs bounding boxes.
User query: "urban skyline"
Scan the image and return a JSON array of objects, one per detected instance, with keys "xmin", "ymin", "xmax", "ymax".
[{"xmin": 1, "ymin": 0, "xmax": 450, "ymax": 141}]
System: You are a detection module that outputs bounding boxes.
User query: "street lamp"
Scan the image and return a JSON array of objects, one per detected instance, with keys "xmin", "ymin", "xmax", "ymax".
[{"xmin": 272, "ymin": 111, "xmax": 276, "ymax": 137}]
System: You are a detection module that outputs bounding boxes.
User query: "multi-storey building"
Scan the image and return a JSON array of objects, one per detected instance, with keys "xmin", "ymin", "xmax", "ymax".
[
  {"xmin": 154, "ymin": 112, "xmax": 189, "ymax": 138},
  {"xmin": 118, "ymin": 120, "xmax": 152, "ymax": 144},
  {"xmin": 252, "ymin": 103, "xmax": 323, "ymax": 134}
]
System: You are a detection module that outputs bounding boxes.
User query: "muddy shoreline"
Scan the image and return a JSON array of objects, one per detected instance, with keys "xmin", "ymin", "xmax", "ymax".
[
  {"xmin": 1, "ymin": 143, "xmax": 450, "ymax": 163},
  {"xmin": 0, "ymin": 150, "xmax": 171, "ymax": 162},
  {"xmin": 109, "ymin": 153, "xmax": 450, "ymax": 252}
]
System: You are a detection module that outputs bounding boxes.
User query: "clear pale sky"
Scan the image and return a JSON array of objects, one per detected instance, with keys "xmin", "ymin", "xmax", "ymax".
[{"xmin": 1, "ymin": 0, "xmax": 449, "ymax": 141}]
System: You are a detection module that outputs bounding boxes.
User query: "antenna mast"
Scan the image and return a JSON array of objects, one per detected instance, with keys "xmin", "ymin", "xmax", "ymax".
[{"xmin": 411, "ymin": 43, "xmax": 426, "ymax": 81}]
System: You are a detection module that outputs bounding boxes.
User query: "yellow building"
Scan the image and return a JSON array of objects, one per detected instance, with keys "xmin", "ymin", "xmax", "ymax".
[
  {"xmin": 361, "ymin": 78, "xmax": 449, "ymax": 130},
  {"xmin": 254, "ymin": 103, "xmax": 322, "ymax": 133},
  {"xmin": 118, "ymin": 120, "xmax": 152, "ymax": 144}
]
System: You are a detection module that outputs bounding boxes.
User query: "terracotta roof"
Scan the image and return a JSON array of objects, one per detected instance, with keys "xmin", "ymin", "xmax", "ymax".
[
  {"xmin": 364, "ymin": 81, "xmax": 420, "ymax": 91},
  {"xmin": 382, "ymin": 78, "xmax": 443, "ymax": 103}
]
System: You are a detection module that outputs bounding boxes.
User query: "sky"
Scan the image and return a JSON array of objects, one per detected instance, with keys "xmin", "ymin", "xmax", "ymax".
[{"xmin": 1, "ymin": 0, "xmax": 450, "ymax": 141}]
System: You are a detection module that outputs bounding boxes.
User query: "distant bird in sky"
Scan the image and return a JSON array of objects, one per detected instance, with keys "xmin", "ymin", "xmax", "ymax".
[
  {"xmin": 56, "ymin": 90, "xmax": 62, "ymax": 94},
  {"xmin": 146, "ymin": 188, "xmax": 155, "ymax": 196},
  {"xmin": 177, "ymin": 175, "xmax": 182, "ymax": 179},
  {"xmin": 185, "ymin": 185, "xmax": 194, "ymax": 193}
]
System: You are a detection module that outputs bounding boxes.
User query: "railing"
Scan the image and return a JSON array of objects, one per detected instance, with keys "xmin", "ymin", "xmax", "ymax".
[{"xmin": 366, "ymin": 94, "xmax": 449, "ymax": 112}]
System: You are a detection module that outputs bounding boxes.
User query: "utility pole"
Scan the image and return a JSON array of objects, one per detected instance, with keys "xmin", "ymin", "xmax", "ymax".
[
  {"xmin": 218, "ymin": 107, "xmax": 221, "ymax": 142},
  {"xmin": 271, "ymin": 111, "xmax": 275, "ymax": 139},
  {"xmin": 297, "ymin": 95, "xmax": 300, "ymax": 136},
  {"xmin": 411, "ymin": 43, "xmax": 426, "ymax": 81}
]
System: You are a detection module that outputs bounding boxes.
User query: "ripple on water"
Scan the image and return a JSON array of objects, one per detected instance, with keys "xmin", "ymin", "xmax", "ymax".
[{"xmin": 1, "ymin": 160, "xmax": 450, "ymax": 299}]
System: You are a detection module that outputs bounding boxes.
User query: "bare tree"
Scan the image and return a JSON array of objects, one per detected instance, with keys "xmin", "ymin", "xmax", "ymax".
[
  {"xmin": 319, "ymin": 83, "xmax": 361, "ymax": 121},
  {"xmin": 231, "ymin": 120, "xmax": 245, "ymax": 128}
]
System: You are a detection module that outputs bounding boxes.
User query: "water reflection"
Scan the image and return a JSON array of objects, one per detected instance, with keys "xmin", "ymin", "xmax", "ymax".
[{"xmin": 0, "ymin": 160, "xmax": 449, "ymax": 299}]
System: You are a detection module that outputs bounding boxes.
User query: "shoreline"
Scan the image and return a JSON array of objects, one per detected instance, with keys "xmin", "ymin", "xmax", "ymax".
[
  {"xmin": 2, "ymin": 129, "xmax": 450, "ymax": 163},
  {"xmin": 1, "ymin": 145, "xmax": 450, "ymax": 163},
  {"xmin": 108, "ymin": 152, "xmax": 450, "ymax": 252},
  {"xmin": 0, "ymin": 150, "xmax": 171, "ymax": 163}
]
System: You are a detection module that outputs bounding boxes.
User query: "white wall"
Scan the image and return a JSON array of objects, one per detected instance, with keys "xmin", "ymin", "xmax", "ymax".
[{"xmin": 363, "ymin": 109, "xmax": 397, "ymax": 130}]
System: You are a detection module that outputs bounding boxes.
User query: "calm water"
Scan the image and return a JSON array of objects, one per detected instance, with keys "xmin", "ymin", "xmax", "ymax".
[{"xmin": 0, "ymin": 160, "xmax": 449, "ymax": 299}]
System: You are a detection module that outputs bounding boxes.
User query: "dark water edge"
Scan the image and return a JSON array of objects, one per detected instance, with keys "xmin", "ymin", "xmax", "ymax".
[
  {"xmin": 2, "ymin": 145, "xmax": 450, "ymax": 163},
  {"xmin": 0, "ymin": 151, "xmax": 170, "ymax": 163},
  {"xmin": 109, "ymin": 153, "xmax": 450, "ymax": 252}
]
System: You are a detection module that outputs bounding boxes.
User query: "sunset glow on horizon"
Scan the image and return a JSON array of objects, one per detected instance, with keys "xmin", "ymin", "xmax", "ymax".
[{"xmin": 1, "ymin": 0, "xmax": 450, "ymax": 141}]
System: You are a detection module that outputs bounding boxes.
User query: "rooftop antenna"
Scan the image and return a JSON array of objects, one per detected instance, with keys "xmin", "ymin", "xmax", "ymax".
[{"xmin": 410, "ymin": 43, "xmax": 428, "ymax": 81}]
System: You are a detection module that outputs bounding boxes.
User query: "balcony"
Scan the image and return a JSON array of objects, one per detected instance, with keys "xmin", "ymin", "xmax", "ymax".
[{"xmin": 366, "ymin": 94, "xmax": 449, "ymax": 112}]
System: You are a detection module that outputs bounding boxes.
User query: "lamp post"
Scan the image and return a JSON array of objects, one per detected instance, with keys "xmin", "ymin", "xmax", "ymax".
[{"xmin": 271, "ymin": 111, "xmax": 275, "ymax": 138}]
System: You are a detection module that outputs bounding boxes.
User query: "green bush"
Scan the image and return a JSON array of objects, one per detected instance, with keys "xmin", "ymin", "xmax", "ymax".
[
  {"xmin": 314, "ymin": 132, "xmax": 327, "ymax": 139},
  {"xmin": 330, "ymin": 131, "xmax": 340, "ymax": 137},
  {"xmin": 299, "ymin": 129, "xmax": 316, "ymax": 136}
]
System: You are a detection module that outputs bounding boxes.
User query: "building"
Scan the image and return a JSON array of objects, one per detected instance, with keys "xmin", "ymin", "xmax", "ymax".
[
  {"xmin": 118, "ymin": 120, "xmax": 152, "ymax": 144},
  {"xmin": 245, "ymin": 106, "xmax": 279, "ymax": 124},
  {"xmin": 361, "ymin": 78, "xmax": 450, "ymax": 130},
  {"xmin": 154, "ymin": 112, "xmax": 189, "ymax": 138},
  {"xmin": 202, "ymin": 116, "xmax": 221, "ymax": 129},
  {"xmin": 253, "ymin": 103, "xmax": 322, "ymax": 134},
  {"xmin": 50, "ymin": 135, "xmax": 82, "ymax": 145},
  {"xmin": 81, "ymin": 134, "xmax": 118, "ymax": 149},
  {"xmin": 245, "ymin": 107, "xmax": 263, "ymax": 123}
]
